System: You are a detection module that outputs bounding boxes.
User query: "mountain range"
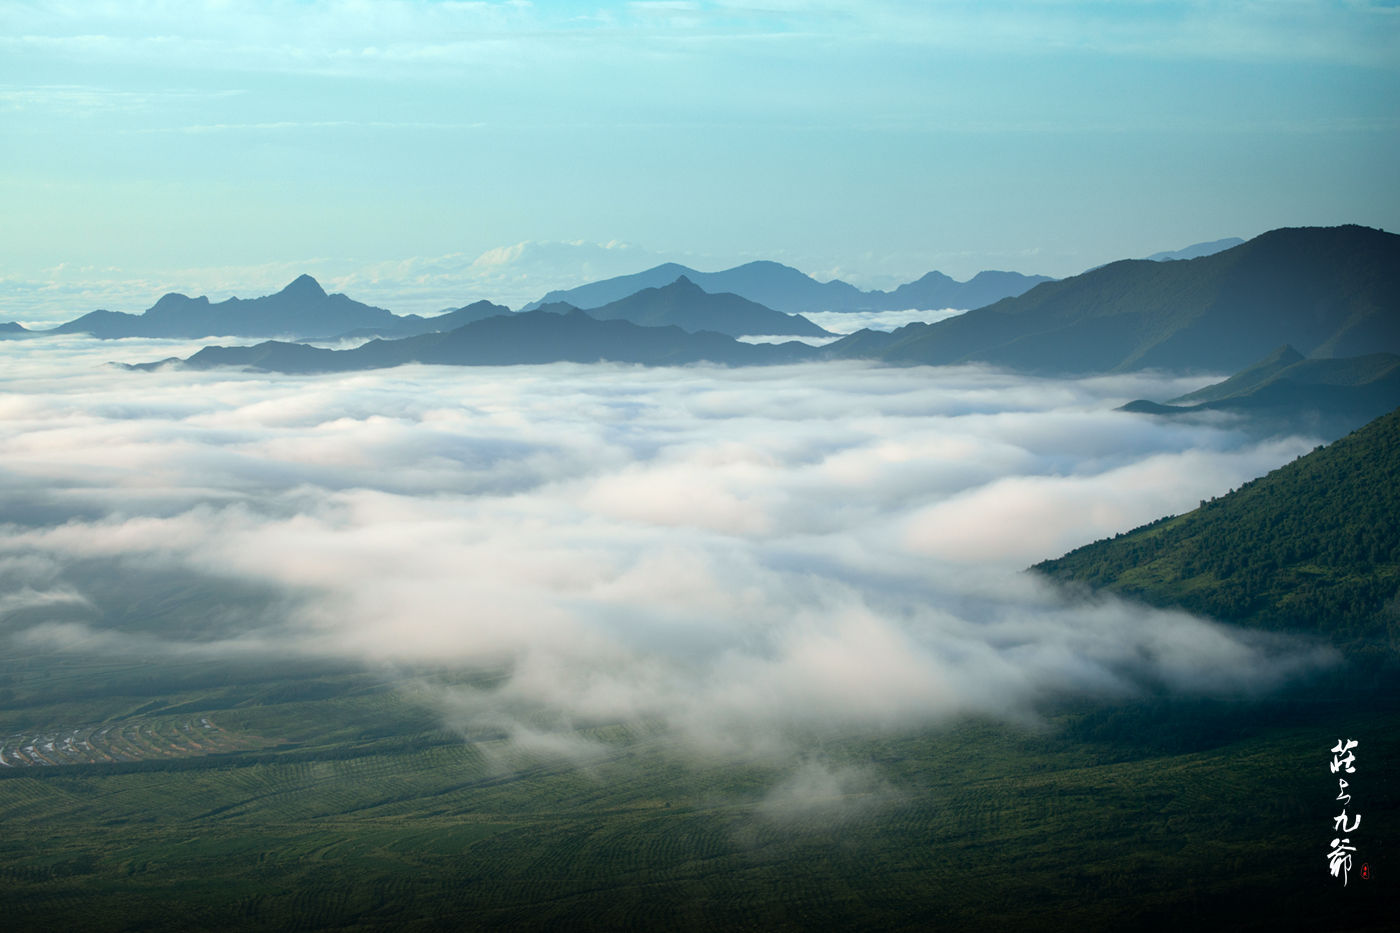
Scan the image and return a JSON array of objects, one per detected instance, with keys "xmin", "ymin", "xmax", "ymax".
[
  {"xmin": 14, "ymin": 272, "xmax": 829, "ymax": 343},
  {"xmin": 324, "ymin": 299, "xmax": 513, "ymax": 341},
  {"xmin": 123, "ymin": 225, "xmax": 1400, "ymax": 439},
  {"xmin": 127, "ymin": 308, "xmax": 815, "ymax": 373},
  {"xmin": 46, "ymin": 275, "xmax": 403, "ymax": 340},
  {"xmin": 830, "ymin": 225, "xmax": 1400, "ymax": 374},
  {"xmin": 540, "ymin": 276, "xmax": 829, "ymax": 338},
  {"xmin": 520, "ymin": 261, "xmax": 1052, "ymax": 314},
  {"xmin": 0, "ymin": 234, "xmax": 1288, "ymax": 345}
]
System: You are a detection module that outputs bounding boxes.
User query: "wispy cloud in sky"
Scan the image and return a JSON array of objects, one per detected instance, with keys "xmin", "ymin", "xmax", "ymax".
[
  {"xmin": 7, "ymin": 1, "xmax": 1394, "ymax": 69},
  {"xmin": 1, "ymin": 0, "xmax": 1396, "ymax": 308}
]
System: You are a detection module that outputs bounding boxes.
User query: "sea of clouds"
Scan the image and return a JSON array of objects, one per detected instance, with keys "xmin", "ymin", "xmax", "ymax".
[
  {"xmin": 738, "ymin": 308, "xmax": 971, "ymax": 346},
  {"xmin": 0, "ymin": 337, "xmax": 1336, "ymax": 769}
]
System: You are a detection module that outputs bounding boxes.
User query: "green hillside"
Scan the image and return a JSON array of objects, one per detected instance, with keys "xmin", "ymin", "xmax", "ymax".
[{"xmin": 1034, "ymin": 406, "xmax": 1400, "ymax": 660}]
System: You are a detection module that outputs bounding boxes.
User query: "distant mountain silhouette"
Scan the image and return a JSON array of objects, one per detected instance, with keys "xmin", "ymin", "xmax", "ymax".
[
  {"xmin": 1118, "ymin": 346, "xmax": 1400, "ymax": 440},
  {"xmin": 522, "ymin": 261, "xmax": 1050, "ymax": 314},
  {"xmin": 882, "ymin": 270, "xmax": 1054, "ymax": 312},
  {"xmin": 50, "ymin": 275, "xmax": 403, "ymax": 340},
  {"xmin": 411, "ymin": 300, "xmax": 514, "ymax": 333},
  {"xmin": 832, "ymin": 226, "xmax": 1400, "ymax": 374},
  {"xmin": 576, "ymin": 276, "xmax": 830, "ymax": 337},
  {"xmin": 1145, "ymin": 237, "xmax": 1244, "ymax": 261},
  {"xmin": 127, "ymin": 309, "xmax": 820, "ymax": 373},
  {"xmin": 0, "ymin": 321, "xmax": 29, "ymax": 338},
  {"xmin": 309, "ymin": 299, "xmax": 513, "ymax": 341},
  {"xmin": 40, "ymin": 276, "xmax": 518, "ymax": 342}
]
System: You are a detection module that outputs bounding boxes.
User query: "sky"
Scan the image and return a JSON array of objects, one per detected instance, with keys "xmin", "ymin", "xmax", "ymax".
[
  {"xmin": 0, "ymin": 340, "xmax": 1335, "ymax": 776},
  {"xmin": 3, "ymin": 0, "xmax": 1399, "ymax": 321}
]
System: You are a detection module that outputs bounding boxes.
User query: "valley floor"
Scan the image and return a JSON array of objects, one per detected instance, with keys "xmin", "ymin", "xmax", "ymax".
[{"xmin": 1, "ymin": 658, "xmax": 1394, "ymax": 932}]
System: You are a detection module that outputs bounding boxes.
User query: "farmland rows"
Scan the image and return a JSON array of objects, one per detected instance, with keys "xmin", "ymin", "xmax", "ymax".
[
  {"xmin": 0, "ymin": 716, "xmax": 270, "ymax": 768},
  {"xmin": 0, "ymin": 647, "xmax": 1393, "ymax": 933}
]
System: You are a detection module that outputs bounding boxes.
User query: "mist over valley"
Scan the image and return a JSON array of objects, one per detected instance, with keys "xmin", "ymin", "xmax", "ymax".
[
  {"xmin": 4, "ymin": 0, "xmax": 1397, "ymax": 923},
  {"xmin": 3, "ymin": 342, "xmax": 1332, "ymax": 742}
]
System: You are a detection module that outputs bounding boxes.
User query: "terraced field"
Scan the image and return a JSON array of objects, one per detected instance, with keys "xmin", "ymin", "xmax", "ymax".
[{"xmin": 0, "ymin": 716, "xmax": 273, "ymax": 767}]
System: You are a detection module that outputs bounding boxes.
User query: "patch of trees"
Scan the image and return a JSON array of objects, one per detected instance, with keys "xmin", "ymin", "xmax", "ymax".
[{"xmin": 1034, "ymin": 407, "xmax": 1400, "ymax": 656}]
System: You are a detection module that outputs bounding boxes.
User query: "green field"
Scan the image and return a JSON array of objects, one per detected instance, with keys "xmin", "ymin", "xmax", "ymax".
[{"xmin": 1, "ymin": 646, "xmax": 1394, "ymax": 932}]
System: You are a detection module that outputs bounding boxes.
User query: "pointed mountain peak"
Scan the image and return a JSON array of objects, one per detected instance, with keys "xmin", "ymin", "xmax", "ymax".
[
  {"xmin": 666, "ymin": 275, "xmax": 704, "ymax": 292},
  {"xmin": 1263, "ymin": 344, "xmax": 1306, "ymax": 364},
  {"xmin": 279, "ymin": 274, "xmax": 327, "ymax": 300}
]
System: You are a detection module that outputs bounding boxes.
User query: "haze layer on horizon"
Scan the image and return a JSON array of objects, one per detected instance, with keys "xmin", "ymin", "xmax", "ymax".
[{"xmin": 2, "ymin": 0, "xmax": 1398, "ymax": 320}]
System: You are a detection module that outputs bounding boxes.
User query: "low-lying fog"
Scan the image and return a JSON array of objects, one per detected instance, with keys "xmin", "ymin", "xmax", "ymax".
[
  {"xmin": 0, "ymin": 337, "xmax": 1334, "ymax": 767},
  {"xmin": 741, "ymin": 307, "xmax": 969, "ymax": 345}
]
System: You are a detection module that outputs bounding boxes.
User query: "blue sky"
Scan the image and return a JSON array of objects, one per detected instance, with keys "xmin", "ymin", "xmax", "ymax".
[{"xmin": 3, "ymin": 0, "xmax": 1398, "ymax": 319}]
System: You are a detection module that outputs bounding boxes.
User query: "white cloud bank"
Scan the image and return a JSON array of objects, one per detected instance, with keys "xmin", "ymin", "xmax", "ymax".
[
  {"xmin": 0, "ymin": 341, "xmax": 1335, "ymax": 765},
  {"xmin": 800, "ymin": 308, "xmax": 969, "ymax": 334}
]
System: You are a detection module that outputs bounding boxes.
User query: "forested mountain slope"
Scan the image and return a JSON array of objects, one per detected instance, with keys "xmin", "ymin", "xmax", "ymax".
[{"xmin": 1034, "ymin": 406, "xmax": 1400, "ymax": 659}]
